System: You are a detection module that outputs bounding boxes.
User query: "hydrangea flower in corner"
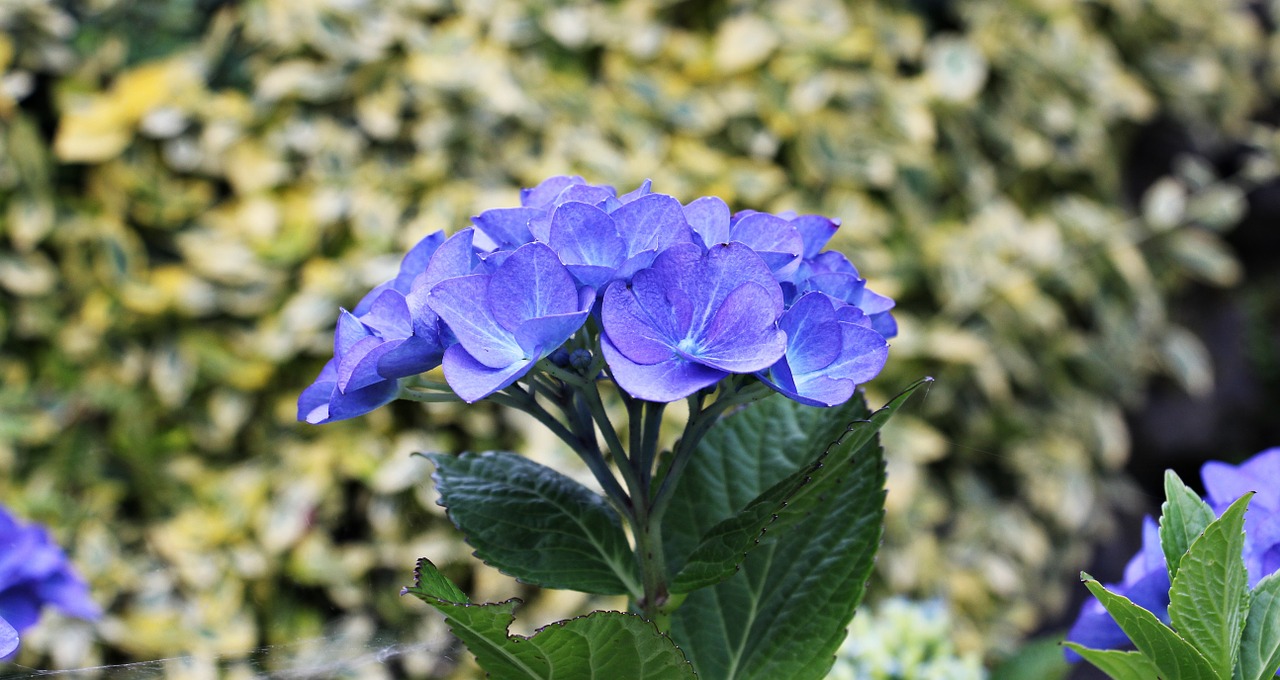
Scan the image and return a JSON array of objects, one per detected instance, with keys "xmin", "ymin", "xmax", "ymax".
[
  {"xmin": 1065, "ymin": 446, "xmax": 1280, "ymax": 664},
  {"xmin": 0, "ymin": 505, "xmax": 99, "ymax": 659}
]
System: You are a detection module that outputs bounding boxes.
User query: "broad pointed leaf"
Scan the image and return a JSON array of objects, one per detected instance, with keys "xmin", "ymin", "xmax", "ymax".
[
  {"xmin": 1061, "ymin": 644, "xmax": 1159, "ymax": 680},
  {"xmin": 1237, "ymin": 572, "xmax": 1280, "ymax": 680},
  {"xmin": 663, "ymin": 381, "xmax": 927, "ymax": 679},
  {"xmin": 428, "ymin": 451, "xmax": 641, "ymax": 596},
  {"xmin": 1168, "ymin": 492, "xmax": 1252, "ymax": 679},
  {"xmin": 1160, "ymin": 470, "xmax": 1217, "ymax": 579},
  {"xmin": 1082, "ymin": 574, "xmax": 1216, "ymax": 680},
  {"xmin": 403, "ymin": 559, "xmax": 695, "ymax": 680},
  {"xmin": 669, "ymin": 379, "xmax": 928, "ymax": 593}
]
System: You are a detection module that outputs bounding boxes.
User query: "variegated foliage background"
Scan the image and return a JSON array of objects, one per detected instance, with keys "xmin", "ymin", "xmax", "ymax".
[{"xmin": 1, "ymin": 0, "xmax": 1277, "ymax": 676}]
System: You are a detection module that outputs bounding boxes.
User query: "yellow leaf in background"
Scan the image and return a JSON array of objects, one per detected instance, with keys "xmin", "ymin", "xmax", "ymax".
[{"xmin": 713, "ymin": 14, "xmax": 779, "ymax": 75}]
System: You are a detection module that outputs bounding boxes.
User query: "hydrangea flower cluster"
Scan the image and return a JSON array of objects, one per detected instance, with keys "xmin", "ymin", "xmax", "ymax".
[
  {"xmin": 300, "ymin": 176, "xmax": 895, "ymax": 422},
  {"xmin": 1065, "ymin": 446, "xmax": 1280, "ymax": 661},
  {"xmin": 0, "ymin": 505, "xmax": 100, "ymax": 659}
]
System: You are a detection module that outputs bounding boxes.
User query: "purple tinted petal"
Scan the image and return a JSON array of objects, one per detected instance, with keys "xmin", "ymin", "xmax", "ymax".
[
  {"xmin": 549, "ymin": 202, "xmax": 625, "ymax": 271},
  {"xmin": 856, "ymin": 287, "xmax": 896, "ymax": 315},
  {"xmin": 514, "ymin": 309, "xmax": 591, "ymax": 357},
  {"xmin": 870, "ymin": 311, "xmax": 898, "ymax": 339},
  {"xmin": 778, "ymin": 293, "xmax": 842, "ymax": 375},
  {"xmin": 729, "ymin": 212, "xmax": 803, "ymax": 275},
  {"xmin": 684, "ymin": 196, "xmax": 730, "ymax": 248},
  {"xmin": 612, "ymin": 193, "xmax": 693, "ymax": 257},
  {"xmin": 377, "ymin": 335, "xmax": 445, "ymax": 379},
  {"xmin": 427, "ymin": 274, "xmax": 522, "ymax": 369},
  {"xmin": 361, "ymin": 289, "xmax": 413, "ymax": 339},
  {"xmin": 556, "ymin": 184, "xmax": 616, "ymax": 207},
  {"xmin": 817, "ymin": 321, "xmax": 889, "ymax": 385},
  {"xmin": 441, "ymin": 344, "xmax": 534, "ymax": 403},
  {"xmin": 521, "ymin": 175, "xmax": 586, "ymax": 208},
  {"xmin": 0, "ymin": 616, "xmax": 16, "ymax": 659},
  {"xmin": 1204, "ymin": 448, "xmax": 1280, "ymax": 510},
  {"xmin": 601, "ymin": 278, "xmax": 687, "ymax": 364},
  {"xmin": 298, "ymin": 359, "xmax": 341, "ymax": 423},
  {"xmin": 693, "ymin": 283, "xmax": 788, "ymax": 373},
  {"xmin": 421, "ymin": 228, "xmax": 481, "ymax": 288},
  {"xmin": 487, "ymin": 242, "xmax": 579, "ymax": 330},
  {"xmin": 619, "ymin": 179, "xmax": 652, "ymax": 204},
  {"xmin": 335, "ymin": 310, "xmax": 372, "ymax": 358},
  {"xmin": 601, "ymin": 333, "xmax": 725, "ymax": 402},
  {"xmin": 787, "ymin": 374, "xmax": 856, "ymax": 407},
  {"xmin": 338, "ymin": 336, "xmax": 402, "ymax": 392},
  {"xmin": 789, "ymin": 215, "xmax": 839, "ymax": 258},
  {"xmin": 352, "ymin": 281, "xmax": 392, "ymax": 317},
  {"xmin": 804, "ymin": 272, "xmax": 866, "ymax": 304},
  {"xmin": 395, "ymin": 231, "xmax": 446, "ymax": 291},
  {"xmin": 471, "ymin": 208, "xmax": 542, "ymax": 250},
  {"xmin": 326, "ymin": 378, "xmax": 399, "ymax": 422}
]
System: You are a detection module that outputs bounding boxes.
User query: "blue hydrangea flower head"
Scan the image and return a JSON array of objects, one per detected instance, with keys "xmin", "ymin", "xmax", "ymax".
[
  {"xmin": 427, "ymin": 241, "xmax": 595, "ymax": 402},
  {"xmin": 0, "ymin": 506, "xmax": 100, "ymax": 659},
  {"xmin": 298, "ymin": 231, "xmax": 451, "ymax": 424},
  {"xmin": 1066, "ymin": 446, "xmax": 1280, "ymax": 667},
  {"xmin": 1203, "ymin": 447, "xmax": 1280, "ymax": 587},
  {"xmin": 600, "ymin": 242, "xmax": 787, "ymax": 402},
  {"xmin": 759, "ymin": 292, "xmax": 890, "ymax": 407}
]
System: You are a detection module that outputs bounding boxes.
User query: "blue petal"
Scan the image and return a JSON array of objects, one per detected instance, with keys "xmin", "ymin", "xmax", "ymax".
[
  {"xmin": 612, "ymin": 193, "xmax": 692, "ymax": 257},
  {"xmin": 521, "ymin": 175, "xmax": 586, "ymax": 208},
  {"xmin": 421, "ymin": 228, "xmax": 482, "ymax": 286},
  {"xmin": 556, "ymin": 184, "xmax": 616, "ymax": 207},
  {"xmin": 693, "ymin": 282, "xmax": 788, "ymax": 373},
  {"xmin": 441, "ymin": 344, "xmax": 534, "ymax": 403},
  {"xmin": 427, "ymin": 274, "xmax": 523, "ymax": 369},
  {"xmin": 729, "ymin": 212, "xmax": 803, "ymax": 276},
  {"xmin": 326, "ymin": 378, "xmax": 399, "ymax": 422},
  {"xmin": 487, "ymin": 242, "xmax": 580, "ymax": 331},
  {"xmin": 778, "ymin": 293, "xmax": 842, "ymax": 375},
  {"xmin": 298, "ymin": 360, "xmax": 339, "ymax": 423},
  {"xmin": 789, "ymin": 215, "xmax": 839, "ymax": 258},
  {"xmin": 338, "ymin": 336, "xmax": 396, "ymax": 392},
  {"xmin": 395, "ymin": 231, "xmax": 446, "ymax": 290},
  {"xmin": 378, "ymin": 335, "xmax": 445, "ymax": 379},
  {"xmin": 361, "ymin": 289, "xmax": 412, "ymax": 339},
  {"xmin": 549, "ymin": 202, "xmax": 626, "ymax": 273},
  {"xmin": 335, "ymin": 309, "xmax": 373, "ymax": 358},
  {"xmin": 619, "ymin": 179, "xmax": 652, "ymax": 204},
  {"xmin": 471, "ymin": 208, "xmax": 542, "ymax": 249},
  {"xmin": 601, "ymin": 332, "xmax": 725, "ymax": 402},
  {"xmin": 684, "ymin": 196, "xmax": 730, "ymax": 248},
  {"xmin": 514, "ymin": 308, "xmax": 592, "ymax": 358}
]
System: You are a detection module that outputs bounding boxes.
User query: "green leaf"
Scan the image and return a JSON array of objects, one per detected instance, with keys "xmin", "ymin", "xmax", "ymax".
[
  {"xmin": 403, "ymin": 559, "xmax": 696, "ymax": 680},
  {"xmin": 1237, "ymin": 572, "xmax": 1280, "ymax": 680},
  {"xmin": 662, "ymin": 380, "xmax": 927, "ymax": 680},
  {"xmin": 428, "ymin": 451, "xmax": 641, "ymax": 596},
  {"xmin": 1082, "ymin": 574, "xmax": 1216, "ymax": 680},
  {"xmin": 668, "ymin": 378, "xmax": 929, "ymax": 593},
  {"xmin": 1160, "ymin": 469, "xmax": 1217, "ymax": 579},
  {"xmin": 1168, "ymin": 491, "xmax": 1252, "ymax": 679},
  {"xmin": 1061, "ymin": 644, "xmax": 1159, "ymax": 680}
]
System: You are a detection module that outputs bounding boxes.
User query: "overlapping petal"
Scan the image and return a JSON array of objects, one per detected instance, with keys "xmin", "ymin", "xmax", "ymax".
[
  {"xmin": 601, "ymin": 242, "xmax": 786, "ymax": 401},
  {"xmin": 759, "ymin": 292, "xmax": 890, "ymax": 407}
]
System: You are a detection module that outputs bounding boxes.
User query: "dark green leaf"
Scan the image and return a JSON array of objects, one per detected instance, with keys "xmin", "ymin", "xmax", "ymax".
[
  {"xmin": 1061, "ymin": 644, "xmax": 1159, "ymax": 680},
  {"xmin": 1082, "ymin": 573, "xmax": 1216, "ymax": 680},
  {"xmin": 669, "ymin": 378, "xmax": 928, "ymax": 593},
  {"xmin": 1237, "ymin": 572, "xmax": 1280, "ymax": 680},
  {"xmin": 1168, "ymin": 492, "xmax": 1251, "ymax": 679},
  {"xmin": 428, "ymin": 451, "xmax": 641, "ymax": 596},
  {"xmin": 403, "ymin": 559, "xmax": 696, "ymax": 680},
  {"xmin": 663, "ymin": 380, "xmax": 927, "ymax": 680},
  {"xmin": 1160, "ymin": 469, "xmax": 1217, "ymax": 580}
]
